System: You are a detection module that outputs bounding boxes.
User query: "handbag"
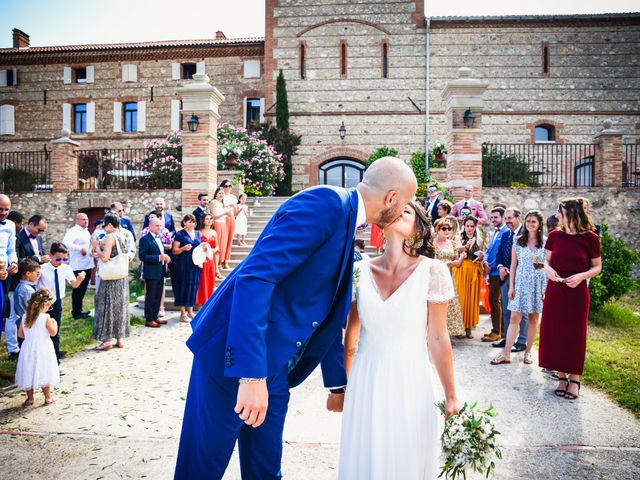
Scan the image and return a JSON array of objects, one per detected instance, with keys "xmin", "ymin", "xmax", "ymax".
[{"xmin": 98, "ymin": 234, "xmax": 129, "ymax": 280}]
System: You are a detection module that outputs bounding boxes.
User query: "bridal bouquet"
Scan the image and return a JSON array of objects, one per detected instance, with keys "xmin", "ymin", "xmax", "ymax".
[{"xmin": 437, "ymin": 401, "xmax": 502, "ymax": 479}]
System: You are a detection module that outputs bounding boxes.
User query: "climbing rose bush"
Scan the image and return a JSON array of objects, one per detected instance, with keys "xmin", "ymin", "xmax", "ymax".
[{"xmin": 217, "ymin": 123, "xmax": 285, "ymax": 195}]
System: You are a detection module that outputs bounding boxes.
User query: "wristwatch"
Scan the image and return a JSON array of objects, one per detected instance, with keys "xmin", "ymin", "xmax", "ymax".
[{"xmin": 329, "ymin": 387, "xmax": 346, "ymax": 395}]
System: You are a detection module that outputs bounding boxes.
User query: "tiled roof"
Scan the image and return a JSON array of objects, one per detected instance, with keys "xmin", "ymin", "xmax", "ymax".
[{"xmin": 428, "ymin": 12, "xmax": 640, "ymax": 23}]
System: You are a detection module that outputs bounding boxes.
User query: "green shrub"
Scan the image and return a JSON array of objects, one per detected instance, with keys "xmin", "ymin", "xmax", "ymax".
[
  {"xmin": 243, "ymin": 184, "xmax": 263, "ymax": 197},
  {"xmin": 482, "ymin": 144, "xmax": 535, "ymax": 187},
  {"xmin": 0, "ymin": 165, "xmax": 40, "ymax": 192},
  {"xmin": 365, "ymin": 146, "xmax": 398, "ymax": 169},
  {"xmin": 589, "ymin": 224, "xmax": 639, "ymax": 311}
]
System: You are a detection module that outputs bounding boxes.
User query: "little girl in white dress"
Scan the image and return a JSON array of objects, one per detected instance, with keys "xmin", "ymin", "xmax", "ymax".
[
  {"xmin": 15, "ymin": 289, "xmax": 60, "ymax": 407},
  {"xmin": 234, "ymin": 193, "xmax": 250, "ymax": 246}
]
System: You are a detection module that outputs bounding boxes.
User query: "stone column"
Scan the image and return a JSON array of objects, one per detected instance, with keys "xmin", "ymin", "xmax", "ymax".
[
  {"xmin": 177, "ymin": 73, "xmax": 225, "ymax": 209},
  {"xmin": 593, "ymin": 119, "xmax": 624, "ymax": 187},
  {"xmin": 441, "ymin": 67, "xmax": 489, "ymax": 200},
  {"xmin": 50, "ymin": 128, "xmax": 79, "ymax": 193}
]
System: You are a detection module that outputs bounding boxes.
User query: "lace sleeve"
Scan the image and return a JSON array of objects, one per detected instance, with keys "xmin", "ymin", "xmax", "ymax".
[{"xmin": 426, "ymin": 258, "xmax": 455, "ymax": 303}]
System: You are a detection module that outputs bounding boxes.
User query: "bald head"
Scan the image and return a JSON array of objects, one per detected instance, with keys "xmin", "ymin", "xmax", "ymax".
[
  {"xmin": 75, "ymin": 213, "xmax": 89, "ymax": 228},
  {"xmin": 358, "ymin": 157, "xmax": 417, "ymax": 227},
  {"xmin": 0, "ymin": 194, "xmax": 10, "ymax": 222}
]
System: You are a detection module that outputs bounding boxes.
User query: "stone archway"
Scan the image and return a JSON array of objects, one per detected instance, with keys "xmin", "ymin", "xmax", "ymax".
[{"xmin": 308, "ymin": 147, "xmax": 368, "ymax": 186}]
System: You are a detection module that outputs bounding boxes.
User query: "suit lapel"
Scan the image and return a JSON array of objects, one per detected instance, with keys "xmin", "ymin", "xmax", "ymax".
[{"xmin": 333, "ymin": 189, "xmax": 358, "ymax": 295}]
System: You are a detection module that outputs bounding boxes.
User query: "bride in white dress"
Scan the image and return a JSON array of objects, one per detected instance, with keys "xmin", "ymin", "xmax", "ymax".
[{"xmin": 338, "ymin": 202, "xmax": 461, "ymax": 480}]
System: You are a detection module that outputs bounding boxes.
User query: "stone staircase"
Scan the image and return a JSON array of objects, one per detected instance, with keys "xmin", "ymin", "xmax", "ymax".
[{"xmin": 136, "ymin": 196, "xmax": 379, "ymax": 311}]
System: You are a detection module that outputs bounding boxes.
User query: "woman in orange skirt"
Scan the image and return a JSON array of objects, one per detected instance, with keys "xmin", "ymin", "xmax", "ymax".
[
  {"xmin": 212, "ymin": 187, "xmax": 229, "ymax": 277},
  {"xmin": 453, "ymin": 215, "xmax": 486, "ymax": 338},
  {"xmin": 220, "ymin": 180, "xmax": 237, "ymax": 269},
  {"xmin": 196, "ymin": 214, "xmax": 219, "ymax": 306}
]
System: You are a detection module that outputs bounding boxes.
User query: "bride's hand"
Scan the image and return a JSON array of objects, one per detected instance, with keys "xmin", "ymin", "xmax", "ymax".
[
  {"xmin": 444, "ymin": 398, "xmax": 462, "ymax": 420},
  {"xmin": 326, "ymin": 393, "xmax": 344, "ymax": 412}
]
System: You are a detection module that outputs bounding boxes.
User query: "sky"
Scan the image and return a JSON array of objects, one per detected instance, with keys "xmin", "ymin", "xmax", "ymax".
[{"xmin": 0, "ymin": 0, "xmax": 638, "ymax": 48}]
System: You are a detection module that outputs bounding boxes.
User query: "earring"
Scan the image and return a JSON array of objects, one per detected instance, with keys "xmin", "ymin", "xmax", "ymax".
[{"xmin": 407, "ymin": 235, "xmax": 424, "ymax": 249}]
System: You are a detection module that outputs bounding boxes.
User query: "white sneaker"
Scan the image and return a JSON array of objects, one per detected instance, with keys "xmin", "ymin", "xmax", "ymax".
[{"xmin": 58, "ymin": 367, "xmax": 66, "ymax": 376}]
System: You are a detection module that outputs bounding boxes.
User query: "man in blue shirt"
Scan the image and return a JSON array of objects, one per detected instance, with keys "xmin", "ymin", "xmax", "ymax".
[
  {"xmin": 6, "ymin": 259, "xmax": 40, "ymax": 360},
  {"xmin": 482, "ymin": 206, "xmax": 509, "ymax": 342},
  {"xmin": 0, "ymin": 195, "xmax": 19, "ymax": 326}
]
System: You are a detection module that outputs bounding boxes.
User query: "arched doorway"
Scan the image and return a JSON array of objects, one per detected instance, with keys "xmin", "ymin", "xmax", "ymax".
[{"xmin": 318, "ymin": 158, "xmax": 365, "ymax": 188}]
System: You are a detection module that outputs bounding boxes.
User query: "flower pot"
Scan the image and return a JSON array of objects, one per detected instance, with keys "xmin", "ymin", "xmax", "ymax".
[
  {"xmin": 225, "ymin": 154, "xmax": 238, "ymax": 169},
  {"xmin": 434, "ymin": 153, "xmax": 446, "ymax": 165}
]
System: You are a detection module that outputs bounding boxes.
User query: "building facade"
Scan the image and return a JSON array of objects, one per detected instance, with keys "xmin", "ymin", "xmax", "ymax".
[{"xmin": 1, "ymin": 0, "xmax": 639, "ymax": 190}]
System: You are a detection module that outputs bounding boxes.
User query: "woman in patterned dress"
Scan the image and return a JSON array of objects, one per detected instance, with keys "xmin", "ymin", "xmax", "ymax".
[
  {"xmin": 433, "ymin": 218, "xmax": 465, "ymax": 338},
  {"xmin": 491, "ymin": 210, "xmax": 547, "ymax": 365}
]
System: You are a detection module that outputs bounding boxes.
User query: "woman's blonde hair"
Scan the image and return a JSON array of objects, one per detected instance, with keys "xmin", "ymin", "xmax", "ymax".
[
  {"xmin": 25, "ymin": 289, "xmax": 54, "ymax": 329},
  {"xmin": 558, "ymin": 197, "xmax": 595, "ymax": 234}
]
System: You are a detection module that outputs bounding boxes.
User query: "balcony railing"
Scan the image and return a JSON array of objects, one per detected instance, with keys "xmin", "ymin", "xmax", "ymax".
[
  {"xmin": 622, "ymin": 143, "xmax": 639, "ymax": 188},
  {"xmin": 0, "ymin": 148, "xmax": 51, "ymax": 192}
]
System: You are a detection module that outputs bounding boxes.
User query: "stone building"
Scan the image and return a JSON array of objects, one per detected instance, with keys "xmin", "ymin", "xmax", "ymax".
[{"xmin": 1, "ymin": 1, "xmax": 638, "ymax": 191}]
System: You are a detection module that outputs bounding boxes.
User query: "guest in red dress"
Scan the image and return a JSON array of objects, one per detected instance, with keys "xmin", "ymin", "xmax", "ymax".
[
  {"xmin": 369, "ymin": 223, "xmax": 384, "ymax": 254},
  {"xmin": 196, "ymin": 214, "xmax": 219, "ymax": 307},
  {"xmin": 539, "ymin": 198, "xmax": 601, "ymax": 400}
]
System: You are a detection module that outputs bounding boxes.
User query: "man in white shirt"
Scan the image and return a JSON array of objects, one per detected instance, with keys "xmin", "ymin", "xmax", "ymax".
[
  {"xmin": 62, "ymin": 213, "xmax": 94, "ymax": 320},
  {"xmin": 0, "ymin": 194, "xmax": 18, "ymax": 330}
]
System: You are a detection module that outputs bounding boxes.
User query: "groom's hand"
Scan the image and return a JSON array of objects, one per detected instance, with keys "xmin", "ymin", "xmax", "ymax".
[
  {"xmin": 235, "ymin": 381, "xmax": 269, "ymax": 428},
  {"xmin": 326, "ymin": 393, "xmax": 344, "ymax": 412}
]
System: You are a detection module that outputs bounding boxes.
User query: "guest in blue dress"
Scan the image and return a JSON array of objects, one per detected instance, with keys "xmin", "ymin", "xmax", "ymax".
[{"xmin": 172, "ymin": 214, "xmax": 202, "ymax": 323}]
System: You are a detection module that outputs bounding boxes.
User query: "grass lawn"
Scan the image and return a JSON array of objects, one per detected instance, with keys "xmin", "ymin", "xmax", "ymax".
[
  {"xmin": 583, "ymin": 287, "xmax": 640, "ymax": 418},
  {"xmin": 0, "ymin": 287, "xmax": 143, "ymax": 388}
]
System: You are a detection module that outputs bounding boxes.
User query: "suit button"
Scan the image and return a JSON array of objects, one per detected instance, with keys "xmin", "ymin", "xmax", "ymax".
[
  {"xmin": 295, "ymin": 341, "xmax": 302, "ymax": 348},
  {"xmin": 311, "ymin": 321, "xmax": 318, "ymax": 328},
  {"xmin": 225, "ymin": 361, "xmax": 232, "ymax": 367}
]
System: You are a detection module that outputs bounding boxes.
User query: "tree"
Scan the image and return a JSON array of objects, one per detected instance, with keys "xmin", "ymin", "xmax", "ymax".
[{"xmin": 276, "ymin": 69, "xmax": 289, "ymax": 130}]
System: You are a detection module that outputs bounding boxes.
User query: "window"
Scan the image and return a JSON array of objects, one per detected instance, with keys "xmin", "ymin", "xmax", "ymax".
[
  {"xmin": 123, "ymin": 102, "xmax": 138, "ymax": 132},
  {"xmin": 182, "ymin": 63, "xmax": 197, "ymax": 80},
  {"xmin": 73, "ymin": 103, "xmax": 87, "ymax": 133},
  {"xmin": 74, "ymin": 67, "xmax": 87, "ymax": 83},
  {"xmin": 300, "ymin": 44, "xmax": 306, "ymax": 80},
  {"xmin": 245, "ymin": 98, "xmax": 261, "ymax": 125},
  {"xmin": 541, "ymin": 43, "xmax": 550, "ymax": 76},
  {"xmin": 243, "ymin": 60, "xmax": 261, "ymax": 79},
  {"xmin": 0, "ymin": 104, "xmax": 16, "ymax": 135},
  {"xmin": 340, "ymin": 41, "xmax": 347, "ymax": 78},
  {"xmin": 0, "ymin": 68, "xmax": 17, "ymax": 87},
  {"xmin": 574, "ymin": 157, "xmax": 594, "ymax": 187},
  {"xmin": 319, "ymin": 159, "xmax": 365, "ymax": 188},
  {"xmin": 382, "ymin": 42, "xmax": 389, "ymax": 78},
  {"xmin": 122, "ymin": 64, "xmax": 138, "ymax": 82},
  {"xmin": 534, "ymin": 124, "xmax": 555, "ymax": 142}
]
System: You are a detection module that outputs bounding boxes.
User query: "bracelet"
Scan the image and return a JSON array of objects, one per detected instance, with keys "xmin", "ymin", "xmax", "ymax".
[{"xmin": 238, "ymin": 377, "xmax": 266, "ymax": 383}]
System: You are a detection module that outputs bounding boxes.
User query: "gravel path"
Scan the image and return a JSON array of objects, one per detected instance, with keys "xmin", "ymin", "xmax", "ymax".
[{"xmin": 1, "ymin": 310, "xmax": 639, "ymax": 479}]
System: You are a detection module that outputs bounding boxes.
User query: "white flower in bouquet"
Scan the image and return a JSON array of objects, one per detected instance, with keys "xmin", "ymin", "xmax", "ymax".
[{"xmin": 437, "ymin": 401, "xmax": 502, "ymax": 479}]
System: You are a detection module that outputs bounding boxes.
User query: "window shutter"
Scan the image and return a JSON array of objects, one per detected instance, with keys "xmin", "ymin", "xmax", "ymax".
[
  {"xmin": 62, "ymin": 103, "xmax": 71, "ymax": 132},
  {"xmin": 86, "ymin": 102, "xmax": 95, "ymax": 133},
  {"xmin": 113, "ymin": 102, "xmax": 122, "ymax": 132},
  {"xmin": 0, "ymin": 105, "xmax": 15, "ymax": 135},
  {"xmin": 122, "ymin": 64, "xmax": 138, "ymax": 82},
  {"xmin": 243, "ymin": 60, "xmax": 261, "ymax": 78},
  {"xmin": 137, "ymin": 101, "xmax": 146, "ymax": 131},
  {"xmin": 171, "ymin": 62, "xmax": 180, "ymax": 80},
  {"xmin": 196, "ymin": 61, "xmax": 205, "ymax": 75},
  {"xmin": 170, "ymin": 99, "xmax": 181, "ymax": 131},
  {"xmin": 86, "ymin": 65, "xmax": 94, "ymax": 83},
  {"xmin": 259, "ymin": 98, "xmax": 265, "ymax": 122},
  {"xmin": 63, "ymin": 67, "xmax": 71, "ymax": 84},
  {"xmin": 0, "ymin": 70, "xmax": 7, "ymax": 87},
  {"xmin": 242, "ymin": 97, "xmax": 247, "ymax": 128}
]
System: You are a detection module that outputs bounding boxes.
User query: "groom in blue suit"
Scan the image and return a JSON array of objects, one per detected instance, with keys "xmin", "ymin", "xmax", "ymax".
[{"xmin": 175, "ymin": 157, "xmax": 417, "ymax": 479}]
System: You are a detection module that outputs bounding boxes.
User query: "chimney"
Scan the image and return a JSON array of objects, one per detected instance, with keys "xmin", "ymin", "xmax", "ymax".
[
  {"xmin": 215, "ymin": 30, "xmax": 227, "ymax": 40},
  {"xmin": 12, "ymin": 28, "xmax": 30, "ymax": 49}
]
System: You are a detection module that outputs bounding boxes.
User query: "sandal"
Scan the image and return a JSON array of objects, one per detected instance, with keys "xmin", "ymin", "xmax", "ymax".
[
  {"xmin": 555, "ymin": 375, "xmax": 569, "ymax": 397},
  {"xmin": 180, "ymin": 315, "xmax": 191, "ymax": 323},
  {"xmin": 523, "ymin": 352, "xmax": 533, "ymax": 364},
  {"xmin": 187, "ymin": 311, "xmax": 195, "ymax": 319},
  {"xmin": 564, "ymin": 380, "xmax": 581, "ymax": 400},
  {"xmin": 490, "ymin": 353, "xmax": 511, "ymax": 365},
  {"xmin": 44, "ymin": 397, "xmax": 56, "ymax": 405},
  {"xmin": 116, "ymin": 340, "xmax": 125, "ymax": 348},
  {"xmin": 22, "ymin": 399, "xmax": 34, "ymax": 408},
  {"xmin": 95, "ymin": 342, "xmax": 113, "ymax": 351},
  {"xmin": 465, "ymin": 329, "xmax": 474, "ymax": 339},
  {"xmin": 216, "ymin": 273, "xmax": 225, "ymax": 280}
]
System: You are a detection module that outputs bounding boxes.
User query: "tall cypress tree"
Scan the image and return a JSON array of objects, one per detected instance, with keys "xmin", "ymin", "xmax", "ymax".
[{"xmin": 276, "ymin": 69, "xmax": 289, "ymax": 130}]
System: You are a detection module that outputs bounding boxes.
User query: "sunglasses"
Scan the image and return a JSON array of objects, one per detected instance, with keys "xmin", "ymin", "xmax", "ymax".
[
  {"xmin": 440, "ymin": 227, "xmax": 452, "ymax": 231},
  {"xmin": 223, "ymin": 185, "xmax": 232, "ymax": 188},
  {"xmin": 428, "ymin": 188, "xmax": 437, "ymax": 193},
  {"xmin": 54, "ymin": 257, "xmax": 70, "ymax": 263}
]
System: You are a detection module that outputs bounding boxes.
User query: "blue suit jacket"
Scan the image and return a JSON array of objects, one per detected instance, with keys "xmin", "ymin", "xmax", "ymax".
[
  {"xmin": 496, "ymin": 225, "xmax": 523, "ymax": 271},
  {"xmin": 138, "ymin": 233, "xmax": 165, "ymax": 280},
  {"xmin": 485, "ymin": 224, "xmax": 509, "ymax": 276},
  {"xmin": 118, "ymin": 217, "xmax": 136, "ymax": 241},
  {"xmin": 143, "ymin": 211, "xmax": 175, "ymax": 234},
  {"xmin": 187, "ymin": 186, "xmax": 358, "ymax": 388}
]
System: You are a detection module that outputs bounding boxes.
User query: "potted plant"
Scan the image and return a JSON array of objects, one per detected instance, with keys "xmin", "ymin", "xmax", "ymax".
[{"xmin": 431, "ymin": 142, "xmax": 448, "ymax": 166}]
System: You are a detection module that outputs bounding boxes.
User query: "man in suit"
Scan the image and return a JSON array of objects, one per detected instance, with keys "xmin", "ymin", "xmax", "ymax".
[
  {"xmin": 16, "ymin": 214, "xmax": 49, "ymax": 266},
  {"xmin": 142, "ymin": 197, "xmax": 176, "ymax": 234},
  {"xmin": 193, "ymin": 193, "xmax": 209, "ymax": 230},
  {"xmin": 494, "ymin": 207, "xmax": 528, "ymax": 352},
  {"xmin": 139, "ymin": 217, "xmax": 171, "ymax": 328},
  {"xmin": 482, "ymin": 206, "xmax": 509, "ymax": 342},
  {"xmin": 452, "ymin": 185, "xmax": 489, "ymax": 226},
  {"xmin": 110, "ymin": 202, "xmax": 136, "ymax": 241},
  {"xmin": 424, "ymin": 183, "xmax": 440, "ymax": 225},
  {"xmin": 174, "ymin": 157, "xmax": 417, "ymax": 479}
]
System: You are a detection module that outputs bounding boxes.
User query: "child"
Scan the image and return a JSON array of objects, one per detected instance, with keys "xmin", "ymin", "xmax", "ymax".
[
  {"xmin": 353, "ymin": 239, "xmax": 370, "ymax": 263},
  {"xmin": 15, "ymin": 288, "xmax": 60, "ymax": 407},
  {"xmin": 36, "ymin": 243, "xmax": 86, "ymax": 364},
  {"xmin": 5, "ymin": 259, "xmax": 41, "ymax": 360},
  {"xmin": 234, "ymin": 193, "xmax": 249, "ymax": 246}
]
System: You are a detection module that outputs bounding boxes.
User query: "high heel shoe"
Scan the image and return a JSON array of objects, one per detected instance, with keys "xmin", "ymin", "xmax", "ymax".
[
  {"xmin": 564, "ymin": 379, "xmax": 581, "ymax": 400},
  {"xmin": 554, "ymin": 375, "xmax": 569, "ymax": 397}
]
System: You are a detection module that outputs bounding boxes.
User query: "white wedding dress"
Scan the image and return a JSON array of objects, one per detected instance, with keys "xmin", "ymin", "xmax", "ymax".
[{"xmin": 339, "ymin": 257, "xmax": 454, "ymax": 480}]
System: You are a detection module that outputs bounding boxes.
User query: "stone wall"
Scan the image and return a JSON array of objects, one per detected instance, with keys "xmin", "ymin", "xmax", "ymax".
[
  {"xmin": 483, "ymin": 187, "xmax": 640, "ymax": 252},
  {"xmin": 8, "ymin": 190, "xmax": 181, "ymax": 250}
]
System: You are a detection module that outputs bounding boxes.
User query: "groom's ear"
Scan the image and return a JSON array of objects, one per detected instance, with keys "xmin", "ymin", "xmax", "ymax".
[{"xmin": 384, "ymin": 190, "xmax": 398, "ymax": 207}]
